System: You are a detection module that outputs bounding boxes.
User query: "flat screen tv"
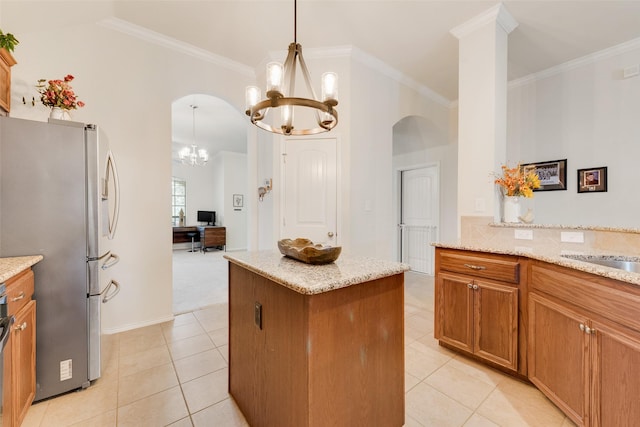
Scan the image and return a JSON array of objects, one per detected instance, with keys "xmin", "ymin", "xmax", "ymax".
[{"xmin": 197, "ymin": 210, "xmax": 216, "ymax": 225}]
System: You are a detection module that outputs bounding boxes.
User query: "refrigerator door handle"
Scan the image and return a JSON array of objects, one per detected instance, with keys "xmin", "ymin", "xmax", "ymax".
[
  {"xmin": 102, "ymin": 279, "xmax": 120, "ymax": 303},
  {"xmin": 101, "ymin": 253, "xmax": 120, "ymax": 270},
  {"xmin": 104, "ymin": 150, "xmax": 120, "ymax": 240}
]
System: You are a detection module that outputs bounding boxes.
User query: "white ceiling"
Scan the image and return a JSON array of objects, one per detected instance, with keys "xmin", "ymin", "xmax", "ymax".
[{"xmin": 60, "ymin": 0, "xmax": 640, "ymax": 157}]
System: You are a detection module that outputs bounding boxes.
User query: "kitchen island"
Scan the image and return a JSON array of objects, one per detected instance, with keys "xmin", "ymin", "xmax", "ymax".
[{"xmin": 224, "ymin": 251, "xmax": 409, "ymax": 427}]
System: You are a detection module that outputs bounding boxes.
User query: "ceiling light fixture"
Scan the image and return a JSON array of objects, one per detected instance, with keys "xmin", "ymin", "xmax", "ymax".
[
  {"xmin": 244, "ymin": 0, "xmax": 338, "ymax": 136},
  {"xmin": 179, "ymin": 105, "xmax": 209, "ymax": 166}
]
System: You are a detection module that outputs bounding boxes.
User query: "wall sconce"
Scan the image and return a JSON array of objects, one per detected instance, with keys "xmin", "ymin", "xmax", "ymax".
[{"xmin": 258, "ymin": 179, "xmax": 272, "ymax": 202}]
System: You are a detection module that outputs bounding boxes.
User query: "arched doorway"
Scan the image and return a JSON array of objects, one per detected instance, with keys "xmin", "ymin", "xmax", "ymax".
[{"xmin": 171, "ymin": 93, "xmax": 248, "ymax": 314}]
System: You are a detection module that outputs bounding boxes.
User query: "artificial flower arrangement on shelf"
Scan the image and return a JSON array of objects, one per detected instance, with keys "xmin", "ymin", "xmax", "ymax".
[
  {"xmin": 36, "ymin": 74, "xmax": 85, "ymax": 119},
  {"xmin": 494, "ymin": 163, "xmax": 541, "ymax": 223}
]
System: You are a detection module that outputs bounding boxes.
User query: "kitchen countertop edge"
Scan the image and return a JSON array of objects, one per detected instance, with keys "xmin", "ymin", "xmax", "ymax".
[
  {"xmin": 224, "ymin": 251, "xmax": 410, "ymax": 295},
  {"xmin": 433, "ymin": 242, "xmax": 640, "ymax": 286},
  {"xmin": 0, "ymin": 255, "xmax": 43, "ymax": 283}
]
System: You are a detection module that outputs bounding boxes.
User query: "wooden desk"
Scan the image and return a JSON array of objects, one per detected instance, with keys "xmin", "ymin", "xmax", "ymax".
[
  {"xmin": 198, "ymin": 226, "xmax": 226, "ymax": 252},
  {"xmin": 172, "ymin": 226, "xmax": 199, "ymax": 244}
]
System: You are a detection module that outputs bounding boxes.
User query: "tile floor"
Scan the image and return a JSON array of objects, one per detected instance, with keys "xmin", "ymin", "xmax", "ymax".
[{"xmin": 22, "ymin": 258, "xmax": 576, "ymax": 426}]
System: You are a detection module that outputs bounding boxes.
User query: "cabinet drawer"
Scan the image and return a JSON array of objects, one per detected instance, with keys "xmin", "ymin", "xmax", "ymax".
[
  {"xmin": 531, "ymin": 263, "xmax": 640, "ymax": 332},
  {"xmin": 439, "ymin": 252, "xmax": 519, "ymax": 284},
  {"xmin": 6, "ymin": 268, "xmax": 34, "ymax": 316}
]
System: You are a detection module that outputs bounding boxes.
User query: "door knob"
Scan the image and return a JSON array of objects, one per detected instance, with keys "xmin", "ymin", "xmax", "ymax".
[{"xmin": 328, "ymin": 232, "xmax": 334, "ymax": 237}]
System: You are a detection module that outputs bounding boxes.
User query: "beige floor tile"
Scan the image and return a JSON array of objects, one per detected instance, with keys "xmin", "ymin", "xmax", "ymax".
[
  {"xmin": 208, "ymin": 326, "xmax": 229, "ymax": 347},
  {"xmin": 444, "ymin": 356, "xmax": 507, "ymax": 388},
  {"xmin": 476, "ymin": 381, "xmax": 566, "ymax": 427},
  {"xmin": 119, "ymin": 344, "xmax": 172, "ymax": 378},
  {"xmin": 193, "ymin": 304, "xmax": 229, "ymax": 332},
  {"xmin": 174, "ymin": 348, "xmax": 228, "ymax": 383},
  {"xmin": 68, "ymin": 409, "xmax": 116, "ymax": 427},
  {"xmin": 425, "ymin": 363, "xmax": 496, "ymax": 410},
  {"xmin": 117, "ymin": 386, "xmax": 189, "ymax": 427},
  {"xmin": 162, "ymin": 321, "xmax": 207, "ymax": 343},
  {"xmin": 191, "ymin": 398, "xmax": 249, "ymax": 427},
  {"xmin": 118, "ymin": 326, "xmax": 166, "ymax": 358},
  {"xmin": 182, "ymin": 368, "xmax": 230, "ymax": 413},
  {"xmin": 406, "ymin": 311, "xmax": 434, "ymax": 336},
  {"xmin": 405, "ymin": 340, "xmax": 453, "ymax": 380},
  {"xmin": 169, "ymin": 333, "xmax": 215, "ymax": 361},
  {"xmin": 22, "ymin": 400, "xmax": 49, "ymax": 427},
  {"xmin": 406, "ymin": 382, "xmax": 474, "ymax": 426},
  {"xmin": 171, "ymin": 312, "xmax": 199, "ymax": 327},
  {"xmin": 463, "ymin": 413, "xmax": 500, "ymax": 427},
  {"xmin": 39, "ymin": 381, "xmax": 118, "ymax": 427},
  {"xmin": 118, "ymin": 362, "xmax": 179, "ymax": 407},
  {"xmin": 218, "ymin": 344, "xmax": 229, "ymax": 364},
  {"xmin": 167, "ymin": 416, "xmax": 195, "ymax": 427},
  {"xmin": 405, "ymin": 372, "xmax": 422, "ymax": 392},
  {"xmin": 403, "ymin": 413, "xmax": 425, "ymax": 427}
]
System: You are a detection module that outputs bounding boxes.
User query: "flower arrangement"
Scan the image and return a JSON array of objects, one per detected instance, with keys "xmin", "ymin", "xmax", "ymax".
[
  {"xmin": 494, "ymin": 163, "xmax": 541, "ymax": 198},
  {"xmin": 36, "ymin": 75, "xmax": 85, "ymax": 110}
]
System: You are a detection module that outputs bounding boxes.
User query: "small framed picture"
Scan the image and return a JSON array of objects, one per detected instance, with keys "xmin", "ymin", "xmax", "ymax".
[
  {"xmin": 577, "ymin": 167, "xmax": 607, "ymax": 193},
  {"xmin": 233, "ymin": 194, "xmax": 244, "ymax": 208},
  {"xmin": 521, "ymin": 159, "xmax": 567, "ymax": 191}
]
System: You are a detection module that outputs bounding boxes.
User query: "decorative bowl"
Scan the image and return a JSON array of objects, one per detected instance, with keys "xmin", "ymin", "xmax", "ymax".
[{"xmin": 277, "ymin": 238, "xmax": 342, "ymax": 265}]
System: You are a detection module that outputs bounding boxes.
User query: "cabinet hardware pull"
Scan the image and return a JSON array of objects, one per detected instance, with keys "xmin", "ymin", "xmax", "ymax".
[
  {"xmin": 585, "ymin": 326, "xmax": 595, "ymax": 334},
  {"xmin": 463, "ymin": 263, "xmax": 486, "ymax": 271},
  {"xmin": 467, "ymin": 283, "xmax": 473, "ymax": 289},
  {"xmin": 579, "ymin": 324, "xmax": 585, "ymax": 332},
  {"xmin": 473, "ymin": 284, "xmax": 479, "ymax": 290},
  {"xmin": 14, "ymin": 322, "xmax": 27, "ymax": 332},
  {"xmin": 11, "ymin": 292, "xmax": 25, "ymax": 301}
]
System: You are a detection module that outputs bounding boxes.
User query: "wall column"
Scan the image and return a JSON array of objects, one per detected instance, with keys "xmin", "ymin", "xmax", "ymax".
[{"xmin": 451, "ymin": 4, "xmax": 517, "ymax": 235}]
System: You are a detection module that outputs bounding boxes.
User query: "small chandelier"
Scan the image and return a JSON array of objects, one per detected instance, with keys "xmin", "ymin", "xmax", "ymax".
[
  {"xmin": 179, "ymin": 105, "xmax": 209, "ymax": 166},
  {"xmin": 245, "ymin": 0, "xmax": 338, "ymax": 136}
]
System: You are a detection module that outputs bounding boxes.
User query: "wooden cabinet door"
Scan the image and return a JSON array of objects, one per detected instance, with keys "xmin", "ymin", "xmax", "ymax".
[
  {"xmin": 529, "ymin": 293, "xmax": 589, "ymax": 427},
  {"xmin": 591, "ymin": 321, "xmax": 640, "ymax": 427},
  {"xmin": 12, "ymin": 300, "xmax": 36, "ymax": 427},
  {"xmin": 435, "ymin": 272, "xmax": 474, "ymax": 353},
  {"xmin": 474, "ymin": 279, "xmax": 518, "ymax": 371}
]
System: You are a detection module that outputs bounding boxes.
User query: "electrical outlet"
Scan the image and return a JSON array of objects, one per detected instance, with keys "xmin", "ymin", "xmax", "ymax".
[
  {"xmin": 561, "ymin": 231, "xmax": 584, "ymax": 243},
  {"xmin": 514, "ymin": 229, "xmax": 533, "ymax": 240}
]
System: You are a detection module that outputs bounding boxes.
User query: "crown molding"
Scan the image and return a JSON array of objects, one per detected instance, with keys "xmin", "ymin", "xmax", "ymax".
[
  {"xmin": 98, "ymin": 17, "xmax": 255, "ymax": 78},
  {"xmin": 509, "ymin": 36, "xmax": 640, "ymax": 89},
  {"xmin": 451, "ymin": 3, "xmax": 518, "ymax": 39}
]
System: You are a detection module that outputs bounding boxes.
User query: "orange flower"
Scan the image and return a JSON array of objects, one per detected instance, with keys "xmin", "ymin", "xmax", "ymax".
[{"xmin": 494, "ymin": 164, "xmax": 540, "ymax": 198}]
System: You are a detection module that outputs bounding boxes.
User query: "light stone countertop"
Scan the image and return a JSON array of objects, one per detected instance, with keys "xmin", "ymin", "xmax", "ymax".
[
  {"xmin": 224, "ymin": 250, "xmax": 410, "ymax": 295},
  {"xmin": 433, "ymin": 241, "xmax": 640, "ymax": 286},
  {"xmin": 0, "ymin": 255, "xmax": 43, "ymax": 283}
]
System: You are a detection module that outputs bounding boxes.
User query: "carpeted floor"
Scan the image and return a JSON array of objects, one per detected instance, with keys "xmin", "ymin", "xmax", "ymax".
[{"xmin": 172, "ymin": 248, "xmax": 229, "ymax": 314}]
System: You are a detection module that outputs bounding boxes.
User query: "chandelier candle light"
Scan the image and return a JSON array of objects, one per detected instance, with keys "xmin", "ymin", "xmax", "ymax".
[
  {"xmin": 245, "ymin": 0, "xmax": 338, "ymax": 136},
  {"xmin": 179, "ymin": 105, "xmax": 209, "ymax": 166}
]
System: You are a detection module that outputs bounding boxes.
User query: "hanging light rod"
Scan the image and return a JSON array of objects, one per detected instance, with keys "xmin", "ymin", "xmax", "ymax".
[{"xmin": 245, "ymin": 0, "xmax": 338, "ymax": 136}]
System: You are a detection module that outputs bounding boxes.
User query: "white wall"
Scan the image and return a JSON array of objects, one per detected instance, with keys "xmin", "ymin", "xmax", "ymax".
[
  {"xmin": 172, "ymin": 161, "xmax": 217, "ymax": 226},
  {"xmin": 507, "ymin": 41, "xmax": 640, "ymax": 228},
  {"xmin": 4, "ymin": 13, "xmax": 254, "ymax": 333},
  {"xmin": 220, "ymin": 151, "xmax": 248, "ymax": 251}
]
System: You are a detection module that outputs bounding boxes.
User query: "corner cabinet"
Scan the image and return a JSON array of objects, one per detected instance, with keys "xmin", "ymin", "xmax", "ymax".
[
  {"xmin": 529, "ymin": 261, "xmax": 640, "ymax": 427},
  {"xmin": 435, "ymin": 248, "xmax": 522, "ymax": 373},
  {"xmin": 3, "ymin": 268, "xmax": 36, "ymax": 427}
]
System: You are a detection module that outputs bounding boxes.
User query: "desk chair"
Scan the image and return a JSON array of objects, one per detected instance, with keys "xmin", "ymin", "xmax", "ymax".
[{"xmin": 187, "ymin": 232, "xmax": 198, "ymax": 253}]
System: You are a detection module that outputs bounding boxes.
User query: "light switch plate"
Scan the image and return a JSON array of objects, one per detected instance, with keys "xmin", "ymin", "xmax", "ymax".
[{"xmin": 561, "ymin": 231, "xmax": 584, "ymax": 243}]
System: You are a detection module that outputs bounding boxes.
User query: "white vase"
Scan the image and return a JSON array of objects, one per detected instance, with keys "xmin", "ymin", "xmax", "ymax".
[
  {"xmin": 503, "ymin": 196, "xmax": 521, "ymax": 223},
  {"xmin": 49, "ymin": 107, "xmax": 69, "ymax": 120}
]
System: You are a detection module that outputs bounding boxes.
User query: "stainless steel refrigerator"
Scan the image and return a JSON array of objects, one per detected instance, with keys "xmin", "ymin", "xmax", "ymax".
[{"xmin": 0, "ymin": 116, "xmax": 121, "ymax": 401}]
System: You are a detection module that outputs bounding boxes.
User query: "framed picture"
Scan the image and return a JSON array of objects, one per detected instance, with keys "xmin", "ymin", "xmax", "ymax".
[
  {"xmin": 521, "ymin": 159, "xmax": 567, "ymax": 191},
  {"xmin": 233, "ymin": 194, "xmax": 243, "ymax": 208},
  {"xmin": 577, "ymin": 167, "xmax": 607, "ymax": 193}
]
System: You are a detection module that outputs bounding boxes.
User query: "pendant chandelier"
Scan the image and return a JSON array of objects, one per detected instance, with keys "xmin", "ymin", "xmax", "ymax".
[
  {"xmin": 245, "ymin": 0, "xmax": 338, "ymax": 136},
  {"xmin": 179, "ymin": 105, "xmax": 209, "ymax": 166}
]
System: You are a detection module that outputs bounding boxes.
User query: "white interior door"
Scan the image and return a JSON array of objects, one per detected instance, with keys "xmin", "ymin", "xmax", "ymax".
[
  {"xmin": 400, "ymin": 165, "xmax": 439, "ymax": 274},
  {"xmin": 281, "ymin": 137, "xmax": 337, "ymax": 245}
]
